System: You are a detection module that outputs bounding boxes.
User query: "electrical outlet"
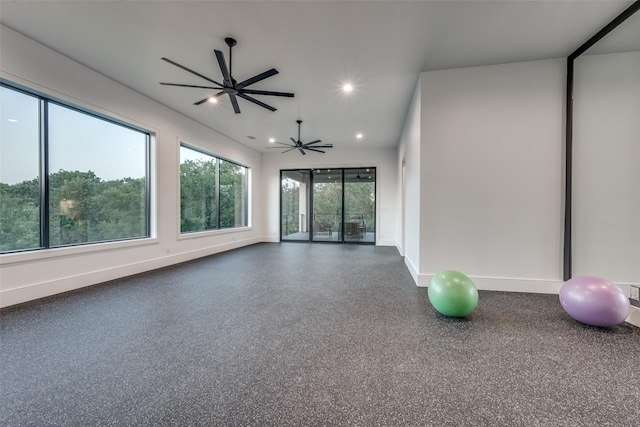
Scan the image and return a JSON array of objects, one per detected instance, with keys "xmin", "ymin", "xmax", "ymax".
[{"xmin": 630, "ymin": 285, "xmax": 640, "ymax": 301}]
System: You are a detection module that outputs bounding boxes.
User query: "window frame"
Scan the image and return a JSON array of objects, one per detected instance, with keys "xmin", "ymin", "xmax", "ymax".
[
  {"xmin": 178, "ymin": 142, "xmax": 250, "ymax": 236},
  {"xmin": 0, "ymin": 80, "xmax": 153, "ymax": 255}
]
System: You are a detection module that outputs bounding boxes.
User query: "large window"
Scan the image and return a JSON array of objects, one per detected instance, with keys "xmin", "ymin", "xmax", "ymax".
[
  {"xmin": 180, "ymin": 144, "xmax": 248, "ymax": 233},
  {"xmin": 0, "ymin": 85, "xmax": 40, "ymax": 251},
  {"xmin": 219, "ymin": 159, "xmax": 248, "ymax": 229},
  {"xmin": 0, "ymin": 83, "xmax": 150, "ymax": 253}
]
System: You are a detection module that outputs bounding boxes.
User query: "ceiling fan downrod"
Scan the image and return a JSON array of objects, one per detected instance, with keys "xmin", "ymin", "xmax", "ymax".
[{"xmin": 225, "ymin": 37, "xmax": 236, "ymax": 82}]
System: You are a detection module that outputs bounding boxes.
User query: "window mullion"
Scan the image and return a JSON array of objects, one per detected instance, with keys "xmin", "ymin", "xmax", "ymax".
[
  {"xmin": 215, "ymin": 158, "xmax": 220, "ymax": 229},
  {"xmin": 145, "ymin": 134, "xmax": 151, "ymax": 237},
  {"xmin": 341, "ymin": 169, "xmax": 345, "ymax": 243},
  {"xmin": 40, "ymin": 99, "xmax": 50, "ymax": 248}
]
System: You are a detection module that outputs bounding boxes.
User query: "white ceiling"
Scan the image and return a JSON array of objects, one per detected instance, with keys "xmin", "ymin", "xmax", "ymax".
[{"xmin": 0, "ymin": 0, "xmax": 633, "ymax": 153}]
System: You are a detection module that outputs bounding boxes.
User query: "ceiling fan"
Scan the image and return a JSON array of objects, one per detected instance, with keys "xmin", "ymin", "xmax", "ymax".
[
  {"xmin": 160, "ymin": 37, "xmax": 294, "ymax": 114},
  {"xmin": 267, "ymin": 120, "xmax": 333, "ymax": 155}
]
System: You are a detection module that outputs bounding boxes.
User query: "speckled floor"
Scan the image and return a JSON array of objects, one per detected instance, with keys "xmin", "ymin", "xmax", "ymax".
[{"xmin": 1, "ymin": 243, "xmax": 639, "ymax": 426}]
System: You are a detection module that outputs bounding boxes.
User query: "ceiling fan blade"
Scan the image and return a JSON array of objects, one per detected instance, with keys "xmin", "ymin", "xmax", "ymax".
[
  {"xmin": 298, "ymin": 147, "xmax": 306, "ymax": 155},
  {"xmin": 215, "ymin": 49, "xmax": 233, "ymax": 87},
  {"xmin": 228, "ymin": 93, "xmax": 241, "ymax": 114},
  {"xmin": 302, "ymin": 140, "xmax": 322, "ymax": 147},
  {"xmin": 269, "ymin": 141, "xmax": 295, "ymax": 147},
  {"xmin": 266, "ymin": 146, "xmax": 294, "ymax": 148},
  {"xmin": 306, "ymin": 148, "xmax": 326, "ymax": 154},
  {"xmin": 161, "ymin": 57, "xmax": 223, "ymax": 87},
  {"xmin": 237, "ymin": 93, "xmax": 276, "ymax": 112},
  {"xmin": 236, "ymin": 69, "xmax": 278, "ymax": 89},
  {"xmin": 290, "ymin": 137, "xmax": 298, "ymax": 145},
  {"xmin": 160, "ymin": 83, "xmax": 222, "ymax": 89},
  {"xmin": 240, "ymin": 89, "xmax": 294, "ymax": 98},
  {"xmin": 193, "ymin": 91, "xmax": 224, "ymax": 106},
  {"xmin": 282, "ymin": 147, "xmax": 298, "ymax": 153},
  {"xmin": 308, "ymin": 144, "xmax": 333, "ymax": 148}
]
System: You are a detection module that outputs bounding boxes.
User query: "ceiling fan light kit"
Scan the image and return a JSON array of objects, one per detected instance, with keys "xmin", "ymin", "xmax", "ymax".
[{"xmin": 160, "ymin": 37, "xmax": 294, "ymax": 114}]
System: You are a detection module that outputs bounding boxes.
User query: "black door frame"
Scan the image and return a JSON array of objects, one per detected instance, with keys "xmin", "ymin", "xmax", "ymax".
[{"xmin": 279, "ymin": 167, "xmax": 376, "ymax": 245}]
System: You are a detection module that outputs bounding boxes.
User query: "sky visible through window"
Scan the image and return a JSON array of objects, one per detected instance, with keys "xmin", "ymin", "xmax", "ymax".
[
  {"xmin": 180, "ymin": 145, "xmax": 215, "ymax": 164},
  {"xmin": 0, "ymin": 86, "xmax": 38, "ymax": 185},
  {"xmin": 1, "ymin": 86, "xmax": 146, "ymax": 185}
]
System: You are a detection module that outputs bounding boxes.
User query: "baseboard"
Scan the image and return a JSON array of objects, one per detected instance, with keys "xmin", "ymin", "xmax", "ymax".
[
  {"xmin": 625, "ymin": 306, "xmax": 640, "ymax": 328},
  {"xmin": 375, "ymin": 238, "xmax": 396, "ymax": 247},
  {"xmin": 416, "ymin": 273, "xmax": 563, "ymax": 294},
  {"xmin": 0, "ymin": 237, "xmax": 260, "ymax": 308},
  {"xmin": 260, "ymin": 236, "xmax": 398, "ymax": 247},
  {"xmin": 413, "ymin": 272, "xmax": 638, "ymax": 328},
  {"xmin": 404, "ymin": 257, "xmax": 419, "ymax": 286}
]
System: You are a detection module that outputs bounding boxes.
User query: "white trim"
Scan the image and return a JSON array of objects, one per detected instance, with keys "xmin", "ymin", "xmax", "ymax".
[
  {"xmin": 1, "ymin": 237, "xmax": 260, "ymax": 308},
  {"xmin": 259, "ymin": 236, "xmax": 395, "ymax": 246},
  {"xmin": 625, "ymin": 306, "xmax": 640, "ymax": 328},
  {"xmin": 416, "ymin": 273, "xmax": 563, "ymax": 294},
  {"xmin": 178, "ymin": 226, "xmax": 253, "ymax": 241},
  {"xmin": 375, "ymin": 238, "xmax": 396, "ymax": 247},
  {"xmin": 0, "ymin": 237, "xmax": 159, "ymax": 266},
  {"xmin": 404, "ymin": 256, "xmax": 419, "ymax": 286}
]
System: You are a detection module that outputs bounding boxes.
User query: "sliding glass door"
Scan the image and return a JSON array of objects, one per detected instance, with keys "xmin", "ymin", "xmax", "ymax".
[
  {"xmin": 344, "ymin": 168, "xmax": 376, "ymax": 243},
  {"xmin": 311, "ymin": 169, "xmax": 341, "ymax": 242},
  {"xmin": 280, "ymin": 168, "xmax": 376, "ymax": 244},
  {"xmin": 281, "ymin": 170, "xmax": 310, "ymax": 241}
]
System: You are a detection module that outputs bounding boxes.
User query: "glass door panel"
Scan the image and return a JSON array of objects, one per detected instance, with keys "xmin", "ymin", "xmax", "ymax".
[
  {"xmin": 281, "ymin": 170, "xmax": 310, "ymax": 241},
  {"xmin": 280, "ymin": 168, "xmax": 376, "ymax": 244},
  {"xmin": 344, "ymin": 168, "xmax": 376, "ymax": 243},
  {"xmin": 312, "ymin": 169, "xmax": 341, "ymax": 242}
]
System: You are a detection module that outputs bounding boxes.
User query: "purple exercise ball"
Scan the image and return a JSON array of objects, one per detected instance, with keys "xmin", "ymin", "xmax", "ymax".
[{"xmin": 559, "ymin": 276, "xmax": 630, "ymax": 327}]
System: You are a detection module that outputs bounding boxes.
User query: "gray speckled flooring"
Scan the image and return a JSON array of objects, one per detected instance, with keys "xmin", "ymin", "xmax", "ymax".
[{"xmin": 1, "ymin": 243, "xmax": 639, "ymax": 426}]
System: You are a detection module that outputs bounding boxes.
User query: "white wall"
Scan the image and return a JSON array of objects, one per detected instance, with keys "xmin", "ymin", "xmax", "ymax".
[
  {"xmin": 0, "ymin": 25, "xmax": 263, "ymax": 307},
  {"xmin": 405, "ymin": 59, "xmax": 566, "ymax": 292},
  {"xmin": 261, "ymin": 149, "xmax": 398, "ymax": 247},
  {"xmin": 396, "ymin": 82, "xmax": 422, "ymax": 282},
  {"xmin": 572, "ymin": 51, "xmax": 640, "ymax": 285}
]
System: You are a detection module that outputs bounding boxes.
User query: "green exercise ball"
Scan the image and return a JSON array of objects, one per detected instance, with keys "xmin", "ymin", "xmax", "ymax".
[{"xmin": 428, "ymin": 270, "xmax": 478, "ymax": 317}]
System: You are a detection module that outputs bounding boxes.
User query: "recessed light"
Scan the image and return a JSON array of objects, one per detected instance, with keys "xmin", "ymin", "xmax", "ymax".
[
  {"xmin": 342, "ymin": 84, "xmax": 353, "ymax": 93},
  {"xmin": 268, "ymin": 138, "xmax": 275, "ymax": 143},
  {"xmin": 208, "ymin": 97, "xmax": 218, "ymax": 103},
  {"xmin": 8, "ymin": 119, "xmax": 18, "ymax": 123},
  {"xmin": 356, "ymin": 133, "xmax": 363, "ymax": 139}
]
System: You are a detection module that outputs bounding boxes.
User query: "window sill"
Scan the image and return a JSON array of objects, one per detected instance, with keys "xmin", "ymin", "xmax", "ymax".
[
  {"xmin": 0, "ymin": 237, "xmax": 160, "ymax": 266},
  {"xmin": 177, "ymin": 226, "xmax": 253, "ymax": 241}
]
